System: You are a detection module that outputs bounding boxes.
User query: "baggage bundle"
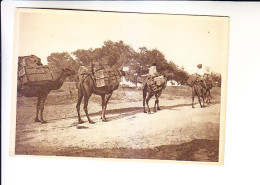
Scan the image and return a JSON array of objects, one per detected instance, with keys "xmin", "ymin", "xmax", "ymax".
[
  {"xmin": 147, "ymin": 75, "xmax": 166, "ymax": 92},
  {"xmin": 153, "ymin": 75, "xmax": 165, "ymax": 86},
  {"xmin": 78, "ymin": 63, "xmax": 121, "ymax": 88},
  {"xmin": 18, "ymin": 55, "xmax": 53, "ymax": 87},
  {"xmin": 94, "ymin": 68, "xmax": 121, "ymax": 88},
  {"xmin": 187, "ymin": 75, "xmax": 198, "ymax": 87}
]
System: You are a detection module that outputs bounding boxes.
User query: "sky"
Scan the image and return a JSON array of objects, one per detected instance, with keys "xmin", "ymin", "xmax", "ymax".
[{"xmin": 17, "ymin": 8, "xmax": 229, "ymax": 74}]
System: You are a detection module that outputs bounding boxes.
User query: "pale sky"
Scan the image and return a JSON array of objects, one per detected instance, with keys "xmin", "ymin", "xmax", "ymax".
[{"xmin": 17, "ymin": 8, "xmax": 229, "ymax": 74}]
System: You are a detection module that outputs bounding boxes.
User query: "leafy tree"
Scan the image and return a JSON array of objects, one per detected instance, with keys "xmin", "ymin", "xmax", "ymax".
[
  {"xmin": 210, "ymin": 72, "xmax": 221, "ymax": 87},
  {"xmin": 73, "ymin": 40, "xmax": 137, "ymax": 68},
  {"xmin": 47, "ymin": 40, "xmax": 190, "ymax": 84},
  {"xmin": 47, "ymin": 52, "xmax": 79, "ymax": 81}
]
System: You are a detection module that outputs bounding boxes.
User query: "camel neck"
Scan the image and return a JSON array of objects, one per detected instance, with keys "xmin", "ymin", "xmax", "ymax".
[{"xmin": 51, "ymin": 71, "xmax": 68, "ymax": 90}]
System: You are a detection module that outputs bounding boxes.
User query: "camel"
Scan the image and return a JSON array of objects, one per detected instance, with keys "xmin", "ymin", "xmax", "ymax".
[
  {"xmin": 191, "ymin": 81, "xmax": 207, "ymax": 108},
  {"xmin": 143, "ymin": 77, "xmax": 167, "ymax": 113},
  {"xmin": 205, "ymin": 77, "xmax": 214, "ymax": 103},
  {"xmin": 76, "ymin": 68, "xmax": 126, "ymax": 124},
  {"xmin": 17, "ymin": 68, "xmax": 76, "ymax": 123}
]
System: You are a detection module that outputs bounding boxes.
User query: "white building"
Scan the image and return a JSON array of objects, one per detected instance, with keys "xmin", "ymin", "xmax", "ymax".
[{"xmin": 167, "ymin": 80, "xmax": 180, "ymax": 86}]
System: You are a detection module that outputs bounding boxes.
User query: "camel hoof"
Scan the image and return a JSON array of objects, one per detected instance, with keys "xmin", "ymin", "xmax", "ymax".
[
  {"xmin": 89, "ymin": 120, "xmax": 95, "ymax": 124},
  {"xmin": 35, "ymin": 118, "xmax": 41, "ymax": 122},
  {"xmin": 192, "ymin": 106, "xmax": 195, "ymax": 108},
  {"xmin": 40, "ymin": 121, "xmax": 47, "ymax": 124},
  {"xmin": 78, "ymin": 120, "xmax": 84, "ymax": 124},
  {"xmin": 148, "ymin": 111, "xmax": 151, "ymax": 114},
  {"xmin": 102, "ymin": 119, "xmax": 108, "ymax": 122},
  {"xmin": 157, "ymin": 108, "xmax": 161, "ymax": 111}
]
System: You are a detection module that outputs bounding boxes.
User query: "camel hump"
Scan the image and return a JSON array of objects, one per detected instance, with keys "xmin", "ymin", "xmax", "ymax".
[{"xmin": 18, "ymin": 55, "xmax": 43, "ymax": 69}]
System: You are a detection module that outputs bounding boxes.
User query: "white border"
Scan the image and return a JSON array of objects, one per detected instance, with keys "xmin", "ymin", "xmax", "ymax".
[{"xmin": 2, "ymin": 1, "xmax": 260, "ymax": 185}]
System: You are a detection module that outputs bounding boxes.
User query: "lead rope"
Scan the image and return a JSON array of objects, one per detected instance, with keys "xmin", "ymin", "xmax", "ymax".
[{"xmin": 121, "ymin": 86, "xmax": 143, "ymax": 102}]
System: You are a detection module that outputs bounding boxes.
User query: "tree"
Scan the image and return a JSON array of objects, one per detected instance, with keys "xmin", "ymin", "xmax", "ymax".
[
  {"xmin": 49, "ymin": 40, "xmax": 190, "ymax": 84},
  {"xmin": 47, "ymin": 52, "xmax": 79, "ymax": 81},
  {"xmin": 72, "ymin": 40, "xmax": 137, "ymax": 68},
  {"xmin": 71, "ymin": 49, "xmax": 94, "ymax": 66},
  {"xmin": 210, "ymin": 72, "xmax": 221, "ymax": 87}
]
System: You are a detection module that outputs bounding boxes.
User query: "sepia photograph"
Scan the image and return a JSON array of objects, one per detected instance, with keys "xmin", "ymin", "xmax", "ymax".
[{"xmin": 12, "ymin": 8, "xmax": 229, "ymax": 164}]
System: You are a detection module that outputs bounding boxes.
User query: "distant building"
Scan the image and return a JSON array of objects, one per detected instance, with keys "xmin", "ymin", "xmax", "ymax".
[
  {"xmin": 167, "ymin": 80, "xmax": 181, "ymax": 86},
  {"xmin": 120, "ymin": 66, "xmax": 142, "ymax": 87}
]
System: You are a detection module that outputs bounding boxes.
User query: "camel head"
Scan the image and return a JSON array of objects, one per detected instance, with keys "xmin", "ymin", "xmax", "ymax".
[{"xmin": 62, "ymin": 68, "xmax": 76, "ymax": 76}]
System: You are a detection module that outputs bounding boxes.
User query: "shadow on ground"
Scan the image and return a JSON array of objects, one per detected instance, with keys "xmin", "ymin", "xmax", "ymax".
[
  {"xmin": 16, "ymin": 139, "xmax": 219, "ymax": 162},
  {"xmin": 49, "ymin": 103, "xmax": 194, "ymax": 123}
]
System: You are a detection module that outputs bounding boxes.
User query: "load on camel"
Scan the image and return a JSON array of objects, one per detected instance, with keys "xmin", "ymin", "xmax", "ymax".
[
  {"xmin": 76, "ymin": 60, "xmax": 126, "ymax": 124},
  {"xmin": 17, "ymin": 55, "xmax": 75, "ymax": 123},
  {"xmin": 187, "ymin": 74, "xmax": 214, "ymax": 108},
  {"xmin": 143, "ymin": 75, "xmax": 167, "ymax": 113}
]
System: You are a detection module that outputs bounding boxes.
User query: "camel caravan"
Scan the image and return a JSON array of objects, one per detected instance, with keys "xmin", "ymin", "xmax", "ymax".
[{"xmin": 17, "ymin": 55, "xmax": 214, "ymax": 124}]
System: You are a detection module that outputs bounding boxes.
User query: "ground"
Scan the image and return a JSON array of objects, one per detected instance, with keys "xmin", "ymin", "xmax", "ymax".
[{"xmin": 15, "ymin": 84, "xmax": 221, "ymax": 162}]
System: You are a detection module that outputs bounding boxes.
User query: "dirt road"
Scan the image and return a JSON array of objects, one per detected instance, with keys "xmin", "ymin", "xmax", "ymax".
[{"xmin": 15, "ymin": 90, "xmax": 220, "ymax": 162}]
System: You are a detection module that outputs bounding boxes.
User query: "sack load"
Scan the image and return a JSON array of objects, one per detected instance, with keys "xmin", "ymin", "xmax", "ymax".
[
  {"xmin": 18, "ymin": 55, "xmax": 43, "ymax": 69},
  {"xmin": 149, "ymin": 82, "xmax": 163, "ymax": 92},
  {"xmin": 147, "ymin": 76, "xmax": 166, "ymax": 92},
  {"xmin": 94, "ymin": 67, "xmax": 121, "ymax": 88},
  {"xmin": 187, "ymin": 75, "xmax": 198, "ymax": 87},
  {"xmin": 18, "ymin": 55, "xmax": 53, "ymax": 87},
  {"xmin": 153, "ymin": 75, "xmax": 165, "ymax": 86},
  {"xmin": 18, "ymin": 66, "xmax": 53, "ymax": 86},
  {"xmin": 78, "ymin": 65, "xmax": 121, "ymax": 88}
]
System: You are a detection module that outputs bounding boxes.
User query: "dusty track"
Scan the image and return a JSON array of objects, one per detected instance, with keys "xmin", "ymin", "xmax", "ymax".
[{"xmin": 15, "ymin": 91, "xmax": 220, "ymax": 162}]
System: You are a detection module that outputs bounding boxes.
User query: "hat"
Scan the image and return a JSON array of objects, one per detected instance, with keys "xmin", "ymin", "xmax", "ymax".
[{"xmin": 197, "ymin": 64, "xmax": 202, "ymax": 68}]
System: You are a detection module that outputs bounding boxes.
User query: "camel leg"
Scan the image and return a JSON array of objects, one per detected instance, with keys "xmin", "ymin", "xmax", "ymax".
[
  {"xmin": 192, "ymin": 88, "xmax": 195, "ymax": 108},
  {"xmin": 201, "ymin": 88, "xmax": 205, "ymax": 108},
  {"xmin": 198, "ymin": 95, "xmax": 203, "ymax": 108},
  {"xmin": 39, "ymin": 95, "xmax": 48, "ymax": 124},
  {"xmin": 205, "ymin": 91, "xmax": 208, "ymax": 103},
  {"xmin": 35, "ymin": 97, "xmax": 41, "ymax": 122},
  {"xmin": 202, "ymin": 95, "xmax": 205, "ymax": 107},
  {"xmin": 208, "ymin": 90, "xmax": 212, "ymax": 103},
  {"xmin": 157, "ymin": 92, "xmax": 162, "ymax": 110},
  {"xmin": 102, "ymin": 93, "xmax": 112, "ymax": 122},
  {"xmin": 206, "ymin": 91, "xmax": 210, "ymax": 103},
  {"xmin": 76, "ymin": 86, "xmax": 84, "ymax": 124},
  {"xmin": 146, "ymin": 93, "xmax": 154, "ymax": 114},
  {"xmin": 154, "ymin": 93, "xmax": 159, "ymax": 112},
  {"xmin": 143, "ymin": 86, "xmax": 147, "ymax": 113},
  {"xmin": 83, "ymin": 94, "xmax": 94, "ymax": 124},
  {"xmin": 100, "ymin": 94, "xmax": 105, "ymax": 121}
]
